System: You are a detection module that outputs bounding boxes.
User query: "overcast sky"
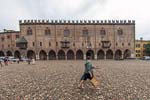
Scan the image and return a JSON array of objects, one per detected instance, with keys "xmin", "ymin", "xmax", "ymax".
[{"xmin": 0, "ymin": 0, "xmax": 149, "ymax": 40}]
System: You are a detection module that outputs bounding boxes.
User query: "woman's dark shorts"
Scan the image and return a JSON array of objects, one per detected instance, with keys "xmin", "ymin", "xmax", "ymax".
[{"xmin": 80, "ymin": 73, "xmax": 92, "ymax": 80}]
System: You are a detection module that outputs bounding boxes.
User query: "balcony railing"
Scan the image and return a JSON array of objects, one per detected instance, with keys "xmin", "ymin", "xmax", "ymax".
[
  {"xmin": 60, "ymin": 40, "xmax": 70, "ymax": 48},
  {"xmin": 101, "ymin": 41, "xmax": 111, "ymax": 48}
]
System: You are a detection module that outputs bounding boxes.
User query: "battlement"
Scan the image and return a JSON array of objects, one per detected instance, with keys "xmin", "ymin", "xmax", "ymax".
[{"xmin": 19, "ymin": 20, "xmax": 135, "ymax": 25}]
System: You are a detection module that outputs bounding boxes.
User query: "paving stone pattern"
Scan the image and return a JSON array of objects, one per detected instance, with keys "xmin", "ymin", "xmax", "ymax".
[{"xmin": 0, "ymin": 60, "xmax": 150, "ymax": 100}]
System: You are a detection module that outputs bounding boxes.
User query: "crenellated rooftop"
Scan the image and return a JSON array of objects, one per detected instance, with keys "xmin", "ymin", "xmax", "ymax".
[{"xmin": 19, "ymin": 20, "xmax": 135, "ymax": 25}]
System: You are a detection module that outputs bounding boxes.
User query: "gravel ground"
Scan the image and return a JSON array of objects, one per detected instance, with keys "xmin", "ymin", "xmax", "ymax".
[{"xmin": 0, "ymin": 60, "xmax": 150, "ymax": 100}]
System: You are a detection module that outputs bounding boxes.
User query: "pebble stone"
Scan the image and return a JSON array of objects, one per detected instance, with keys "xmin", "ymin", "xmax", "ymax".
[{"xmin": 0, "ymin": 60, "xmax": 150, "ymax": 100}]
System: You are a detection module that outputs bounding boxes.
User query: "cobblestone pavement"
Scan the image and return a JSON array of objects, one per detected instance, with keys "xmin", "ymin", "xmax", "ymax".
[{"xmin": 0, "ymin": 60, "xmax": 150, "ymax": 100}]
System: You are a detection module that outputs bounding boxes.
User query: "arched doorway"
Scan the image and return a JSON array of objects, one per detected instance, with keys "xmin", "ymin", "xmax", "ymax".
[
  {"xmin": 124, "ymin": 49, "xmax": 131, "ymax": 59},
  {"xmin": 14, "ymin": 50, "xmax": 21, "ymax": 59},
  {"xmin": 115, "ymin": 50, "xmax": 122, "ymax": 59},
  {"xmin": 27, "ymin": 50, "xmax": 36, "ymax": 59},
  {"xmin": 6, "ymin": 51, "xmax": 13, "ymax": 56},
  {"xmin": 49, "ymin": 50, "xmax": 56, "ymax": 60},
  {"xmin": 86, "ymin": 50, "xmax": 94, "ymax": 60},
  {"xmin": 76, "ymin": 50, "xmax": 84, "ymax": 60},
  {"xmin": 39, "ymin": 50, "xmax": 47, "ymax": 60},
  {"xmin": 106, "ymin": 49, "xmax": 113, "ymax": 59},
  {"xmin": 67, "ymin": 50, "xmax": 74, "ymax": 60},
  {"xmin": 0, "ymin": 51, "xmax": 5, "ymax": 57},
  {"xmin": 97, "ymin": 50, "xmax": 104, "ymax": 59},
  {"xmin": 58, "ymin": 50, "xmax": 65, "ymax": 60}
]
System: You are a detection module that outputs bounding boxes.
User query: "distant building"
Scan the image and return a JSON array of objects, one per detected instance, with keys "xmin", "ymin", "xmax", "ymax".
[
  {"xmin": 135, "ymin": 38, "xmax": 150, "ymax": 58},
  {"xmin": 0, "ymin": 29, "xmax": 20, "ymax": 57},
  {"xmin": 0, "ymin": 20, "xmax": 135, "ymax": 60}
]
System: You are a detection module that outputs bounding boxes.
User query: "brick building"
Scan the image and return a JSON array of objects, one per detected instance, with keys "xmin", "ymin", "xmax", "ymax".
[{"xmin": 0, "ymin": 20, "xmax": 135, "ymax": 60}]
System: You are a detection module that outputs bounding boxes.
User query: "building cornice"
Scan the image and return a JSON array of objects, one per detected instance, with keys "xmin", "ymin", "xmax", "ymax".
[
  {"xmin": 19, "ymin": 20, "xmax": 135, "ymax": 25},
  {"xmin": 0, "ymin": 31, "xmax": 20, "ymax": 34}
]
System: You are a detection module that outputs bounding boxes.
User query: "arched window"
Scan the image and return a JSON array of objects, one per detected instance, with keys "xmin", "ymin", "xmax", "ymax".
[
  {"xmin": 117, "ymin": 28, "xmax": 123, "ymax": 35},
  {"xmin": 45, "ymin": 27, "xmax": 51, "ymax": 35},
  {"xmin": 82, "ymin": 28, "xmax": 88, "ymax": 37},
  {"xmin": 100, "ymin": 28, "xmax": 106, "ymax": 35},
  {"xmin": 1, "ymin": 37, "xmax": 5, "ymax": 42},
  {"xmin": 27, "ymin": 27, "xmax": 32, "ymax": 35},
  {"xmin": 64, "ymin": 29, "xmax": 70, "ymax": 37}
]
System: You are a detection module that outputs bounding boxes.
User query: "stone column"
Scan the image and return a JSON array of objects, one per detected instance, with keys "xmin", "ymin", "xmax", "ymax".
[
  {"xmin": 95, "ymin": 54, "xmax": 97, "ymax": 60},
  {"xmin": 113, "ymin": 52, "xmax": 115, "ymax": 59},
  {"xmin": 121, "ymin": 54, "xmax": 124, "ymax": 59},
  {"xmin": 113, "ymin": 55, "xmax": 115, "ymax": 59},
  {"xmin": 84, "ymin": 54, "xmax": 86, "ymax": 60},
  {"xmin": 36, "ymin": 54, "xmax": 39, "ymax": 60},
  {"xmin": 20, "ymin": 50, "xmax": 26, "ymax": 58},
  {"xmin": 104, "ymin": 53, "xmax": 106, "ymax": 60},
  {"xmin": 65, "ymin": 55, "xmax": 67, "ymax": 60},
  {"xmin": 47, "ymin": 54, "xmax": 49, "ymax": 60},
  {"xmin": 56, "ymin": 55, "xmax": 58, "ymax": 60},
  {"xmin": 74, "ymin": 55, "xmax": 76, "ymax": 60}
]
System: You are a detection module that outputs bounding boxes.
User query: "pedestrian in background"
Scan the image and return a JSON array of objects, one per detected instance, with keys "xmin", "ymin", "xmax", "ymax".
[
  {"xmin": 0, "ymin": 60, "xmax": 2, "ymax": 67},
  {"xmin": 4, "ymin": 57, "xmax": 8, "ymax": 66},
  {"xmin": 27, "ymin": 58, "xmax": 31, "ymax": 65}
]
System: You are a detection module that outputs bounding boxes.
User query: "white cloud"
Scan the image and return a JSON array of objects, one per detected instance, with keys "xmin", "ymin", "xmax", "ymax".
[{"xmin": 0, "ymin": 0, "xmax": 149, "ymax": 40}]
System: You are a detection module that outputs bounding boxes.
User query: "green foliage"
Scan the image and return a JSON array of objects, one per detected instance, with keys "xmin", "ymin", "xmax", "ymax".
[{"xmin": 145, "ymin": 43, "xmax": 150, "ymax": 56}]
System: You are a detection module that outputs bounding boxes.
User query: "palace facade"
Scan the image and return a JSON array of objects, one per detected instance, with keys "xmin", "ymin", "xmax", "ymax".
[
  {"xmin": 0, "ymin": 20, "xmax": 135, "ymax": 60},
  {"xmin": 135, "ymin": 38, "xmax": 150, "ymax": 58}
]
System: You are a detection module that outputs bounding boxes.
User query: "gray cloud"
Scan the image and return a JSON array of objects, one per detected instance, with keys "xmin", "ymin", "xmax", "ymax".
[{"xmin": 0, "ymin": 0, "xmax": 149, "ymax": 40}]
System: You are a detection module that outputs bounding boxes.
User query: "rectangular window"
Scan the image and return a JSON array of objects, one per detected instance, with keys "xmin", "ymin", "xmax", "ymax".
[
  {"xmin": 143, "ymin": 44, "xmax": 146, "ymax": 48},
  {"xmin": 136, "ymin": 44, "xmax": 140, "ymax": 48},
  {"xmin": 117, "ymin": 29, "xmax": 123, "ymax": 35},
  {"xmin": 64, "ymin": 29, "xmax": 70, "ymax": 37},
  {"xmin": 136, "ymin": 50, "xmax": 140, "ymax": 53},
  {"xmin": 7, "ymin": 35, "xmax": 10, "ymax": 39},
  {"xmin": 33, "ymin": 42, "xmax": 35, "ymax": 46},
  {"xmin": 16, "ymin": 35, "xmax": 19, "ymax": 39},
  {"xmin": 100, "ymin": 30, "xmax": 106, "ymax": 35},
  {"xmin": 82, "ymin": 30, "xmax": 88, "ymax": 37},
  {"xmin": 40, "ymin": 42, "xmax": 42, "ymax": 46},
  {"xmin": 73, "ymin": 43, "xmax": 75, "ymax": 46},
  {"xmin": 49, "ymin": 42, "xmax": 51, "ymax": 46},
  {"xmin": 27, "ymin": 28, "xmax": 32, "ymax": 35},
  {"xmin": 1, "ymin": 37, "xmax": 5, "ymax": 42},
  {"xmin": 139, "ymin": 50, "xmax": 141, "ymax": 53}
]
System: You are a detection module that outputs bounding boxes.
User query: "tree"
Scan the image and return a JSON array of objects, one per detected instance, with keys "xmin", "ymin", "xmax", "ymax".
[{"xmin": 145, "ymin": 43, "xmax": 150, "ymax": 56}]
